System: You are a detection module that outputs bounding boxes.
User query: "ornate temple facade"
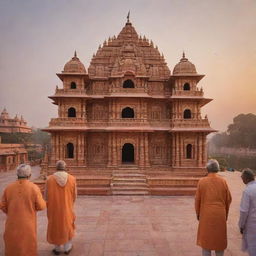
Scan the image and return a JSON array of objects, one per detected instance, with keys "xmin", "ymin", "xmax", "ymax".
[
  {"xmin": 42, "ymin": 19, "xmax": 215, "ymax": 195},
  {"xmin": 0, "ymin": 137, "xmax": 28, "ymax": 172},
  {"xmin": 0, "ymin": 108, "xmax": 32, "ymax": 133}
]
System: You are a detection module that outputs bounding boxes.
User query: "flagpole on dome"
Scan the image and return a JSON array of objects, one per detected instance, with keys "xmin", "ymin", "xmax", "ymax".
[{"xmin": 127, "ymin": 11, "xmax": 130, "ymax": 23}]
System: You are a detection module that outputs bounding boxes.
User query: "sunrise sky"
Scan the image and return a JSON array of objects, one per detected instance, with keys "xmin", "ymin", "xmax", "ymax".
[{"xmin": 0, "ymin": 0, "xmax": 255, "ymax": 132}]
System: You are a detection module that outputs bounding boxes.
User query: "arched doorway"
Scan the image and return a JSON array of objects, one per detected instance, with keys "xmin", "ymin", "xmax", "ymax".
[
  {"xmin": 122, "ymin": 143, "xmax": 134, "ymax": 163},
  {"xmin": 183, "ymin": 109, "xmax": 191, "ymax": 119},
  {"xmin": 186, "ymin": 144, "xmax": 192, "ymax": 159},
  {"xmin": 121, "ymin": 107, "xmax": 134, "ymax": 118},
  {"xmin": 183, "ymin": 83, "xmax": 190, "ymax": 90},
  {"xmin": 123, "ymin": 79, "xmax": 135, "ymax": 88},
  {"xmin": 68, "ymin": 107, "xmax": 76, "ymax": 117},
  {"xmin": 67, "ymin": 143, "xmax": 74, "ymax": 158}
]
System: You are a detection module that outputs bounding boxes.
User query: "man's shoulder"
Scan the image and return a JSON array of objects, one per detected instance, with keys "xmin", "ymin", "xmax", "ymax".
[
  {"xmin": 3, "ymin": 181, "xmax": 17, "ymax": 191},
  {"xmin": 244, "ymin": 181, "xmax": 256, "ymax": 193},
  {"xmin": 68, "ymin": 174, "xmax": 76, "ymax": 181}
]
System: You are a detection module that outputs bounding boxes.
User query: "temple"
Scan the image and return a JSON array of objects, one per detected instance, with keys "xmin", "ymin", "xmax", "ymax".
[
  {"xmin": 42, "ymin": 18, "xmax": 216, "ymax": 195},
  {"xmin": 0, "ymin": 108, "xmax": 32, "ymax": 134}
]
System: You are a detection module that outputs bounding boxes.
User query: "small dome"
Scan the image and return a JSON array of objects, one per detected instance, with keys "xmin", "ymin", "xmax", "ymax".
[
  {"xmin": 173, "ymin": 53, "xmax": 197, "ymax": 75},
  {"xmin": 63, "ymin": 51, "xmax": 86, "ymax": 73}
]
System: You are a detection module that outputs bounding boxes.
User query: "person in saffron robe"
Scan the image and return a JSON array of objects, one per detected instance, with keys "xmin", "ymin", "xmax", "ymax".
[
  {"xmin": 239, "ymin": 168, "xmax": 256, "ymax": 256},
  {"xmin": 45, "ymin": 160, "xmax": 77, "ymax": 255},
  {"xmin": 195, "ymin": 159, "xmax": 232, "ymax": 256},
  {"xmin": 0, "ymin": 164, "xmax": 46, "ymax": 256}
]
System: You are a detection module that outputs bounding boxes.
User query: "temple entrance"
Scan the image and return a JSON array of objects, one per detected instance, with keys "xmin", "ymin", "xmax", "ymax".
[{"xmin": 122, "ymin": 143, "xmax": 134, "ymax": 163}]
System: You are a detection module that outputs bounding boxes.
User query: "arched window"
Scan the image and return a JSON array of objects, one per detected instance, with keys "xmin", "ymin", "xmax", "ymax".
[
  {"xmin": 122, "ymin": 143, "xmax": 134, "ymax": 163},
  {"xmin": 123, "ymin": 79, "xmax": 135, "ymax": 88},
  {"xmin": 67, "ymin": 143, "xmax": 74, "ymax": 158},
  {"xmin": 183, "ymin": 109, "xmax": 191, "ymax": 119},
  {"xmin": 121, "ymin": 107, "xmax": 134, "ymax": 118},
  {"xmin": 70, "ymin": 82, "xmax": 77, "ymax": 89},
  {"xmin": 186, "ymin": 144, "xmax": 192, "ymax": 159},
  {"xmin": 183, "ymin": 83, "xmax": 190, "ymax": 91},
  {"xmin": 68, "ymin": 107, "xmax": 76, "ymax": 117}
]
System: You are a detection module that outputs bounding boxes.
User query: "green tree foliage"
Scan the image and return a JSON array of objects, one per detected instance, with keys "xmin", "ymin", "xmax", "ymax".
[
  {"xmin": 211, "ymin": 113, "xmax": 256, "ymax": 149},
  {"xmin": 0, "ymin": 129, "xmax": 50, "ymax": 146},
  {"xmin": 30, "ymin": 129, "xmax": 50, "ymax": 146}
]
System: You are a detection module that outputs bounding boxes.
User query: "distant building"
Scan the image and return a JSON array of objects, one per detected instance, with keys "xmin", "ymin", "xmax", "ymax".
[
  {"xmin": 0, "ymin": 108, "xmax": 32, "ymax": 133},
  {"xmin": 0, "ymin": 137, "xmax": 28, "ymax": 172}
]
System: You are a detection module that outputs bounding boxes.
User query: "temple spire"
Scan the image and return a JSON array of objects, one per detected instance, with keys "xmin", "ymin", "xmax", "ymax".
[
  {"xmin": 127, "ymin": 11, "xmax": 130, "ymax": 23},
  {"xmin": 182, "ymin": 51, "xmax": 185, "ymax": 58},
  {"xmin": 74, "ymin": 50, "xmax": 77, "ymax": 58}
]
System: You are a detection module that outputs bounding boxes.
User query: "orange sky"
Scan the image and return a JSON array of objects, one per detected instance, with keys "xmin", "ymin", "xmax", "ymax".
[{"xmin": 0, "ymin": 0, "xmax": 255, "ymax": 132}]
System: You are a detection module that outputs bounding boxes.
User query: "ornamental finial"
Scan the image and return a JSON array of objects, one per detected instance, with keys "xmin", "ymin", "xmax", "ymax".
[{"xmin": 127, "ymin": 11, "xmax": 130, "ymax": 23}]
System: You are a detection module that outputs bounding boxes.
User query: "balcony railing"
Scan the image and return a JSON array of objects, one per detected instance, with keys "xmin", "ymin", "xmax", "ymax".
[
  {"xmin": 171, "ymin": 90, "xmax": 204, "ymax": 97},
  {"xmin": 54, "ymin": 88, "xmax": 87, "ymax": 95},
  {"xmin": 48, "ymin": 117, "xmax": 210, "ymax": 129},
  {"xmin": 171, "ymin": 118, "xmax": 210, "ymax": 128}
]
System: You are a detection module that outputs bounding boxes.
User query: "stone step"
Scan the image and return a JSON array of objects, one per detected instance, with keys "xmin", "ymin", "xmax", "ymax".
[
  {"xmin": 150, "ymin": 187, "xmax": 197, "ymax": 196},
  {"xmin": 112, "ymin": 182, "xmax": 149, "ymax": 187},
  {"xmin": 112, "ymin": 186, "xmax": 149, "ymax": 191},
  {"xmin": 113, "ymin": 173, "xmax": 146, "ymax": 177},
  {"xmin": 111, "ymin": 178, "xmax": 147, "ymax": 184},
  {"xmin": 112, "ymin": 191, "xmax": 149, "ymax": 195}
]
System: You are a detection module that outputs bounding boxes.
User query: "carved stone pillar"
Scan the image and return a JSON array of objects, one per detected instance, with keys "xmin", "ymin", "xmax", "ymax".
[
  {"xmin": 175, "ymin": 133, "xmax": 181, "ymax": 166},
  {"xmin": 84, "ymin": 133, "xmax": 87, "ymax": 166},
  {"xmin": 139, "ymin": 133, "xmax": 144, "ymax": 167},
  {"xmin": 107, "ymin": 133, "xmax": 112, "ymax": 167},
  {"xmin": 117, "ymin": 135, "xmax": 121, "ymax": 166},
  {"xmin": 202, "ymin": 133, "xmax": 207, "ymax": 166},
  {"xmin": 197, "ymin": 133, "xmax": 203, "ymax": 166},
  {"xmin": 51, "ymin": 133, "xmax": 56, "ymax": 163},
  {"xmin": 144, "ymin": 133, "xmax": 150, "ymax": 167},
  {"xmin": 112, "ymin": 133, "xmax": 118, "ymax": 166}
]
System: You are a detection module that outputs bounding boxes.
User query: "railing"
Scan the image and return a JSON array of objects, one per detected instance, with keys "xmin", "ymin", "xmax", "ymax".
[
  {"xmin": 171, "ymin": 118, "xmax": 210, "ymax": 128},
  {"xmin": 48, "ymin": 117, "xmax": 211, "ymax": 129},
  {"xmin": 49, "ymin": 118, "xmax": 87, "ymax": 126},
  {"xmin": 54, "ymin": 88, "xmax": 87, "ymax": 95},
  {"xmin": 171, "ymin": 90, "xmax": 204, "ymax": 97}
]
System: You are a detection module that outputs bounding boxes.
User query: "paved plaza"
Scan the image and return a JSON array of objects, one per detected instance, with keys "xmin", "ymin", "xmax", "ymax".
[{"xmin": 0, "ymin": 168, "xmax": 247, "ymax": 256}]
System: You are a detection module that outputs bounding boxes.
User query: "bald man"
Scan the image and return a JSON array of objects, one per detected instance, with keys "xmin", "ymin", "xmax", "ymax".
[
  {"xmin": 0, "ymin": 164, "xmax": 46, "ymax": 256},
  {"xmin": 45, "ymin": 160, "xmax": 77, "ymax": 255}
]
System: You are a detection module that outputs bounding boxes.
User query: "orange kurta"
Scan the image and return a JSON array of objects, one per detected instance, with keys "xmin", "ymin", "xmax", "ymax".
[
  {"xmin": 195, "ymin": 173, "xmax": 232, "ymax": 250},
  {"xmin": 0, "ymin": 179, "xmax": 46, "ymax": 256},
  {"xmin": 46, "ymin": 174, "xmax": 76, "ymax": 245}
]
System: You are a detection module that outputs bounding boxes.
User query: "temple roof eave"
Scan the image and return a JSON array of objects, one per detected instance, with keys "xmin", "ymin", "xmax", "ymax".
[
  {"xmin": 170, "ymin": 97, "xmax": 212, "ymax": 106},
  {"xmin": 56, "ymin": 73, "xmax": 89, "ymax": 81},
  {"xmin": 170, "ymin": 74, "xmax": 205, "ymax": 82}
]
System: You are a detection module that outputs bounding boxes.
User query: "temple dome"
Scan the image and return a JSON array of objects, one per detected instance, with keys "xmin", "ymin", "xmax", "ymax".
[
  {"xmin": 63, "ymin": 51, "xmax": 86, "ymax": 73},
  {"xmin": 173, "ymin": 53, "xmax": 197, "ymax": 75}
]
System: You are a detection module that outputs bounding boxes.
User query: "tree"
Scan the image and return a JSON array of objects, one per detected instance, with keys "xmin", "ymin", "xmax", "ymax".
[{"xmin": 210, "ymin": 113, "xmax": 256, "ymax": 149}]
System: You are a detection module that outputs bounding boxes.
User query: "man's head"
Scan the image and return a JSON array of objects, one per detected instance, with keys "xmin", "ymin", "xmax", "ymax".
[
  {"xmin": 56, "ymin": 160, "xmax": 66, "ymax": 171},
  {"xmin": 241, "ymin": 168, "xmax": 255, "ymax": 185},
  {"xmin": 206, "ymin": 159, "xmax": 220, "ymax": 173},
  {"xmin": 17, "ymin": 164, "xmax": 31, "ymax": 179}
]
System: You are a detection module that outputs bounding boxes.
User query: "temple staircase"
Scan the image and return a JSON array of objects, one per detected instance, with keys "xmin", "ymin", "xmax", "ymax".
[{"xmin": 111, "ymin": 166, "xmax": 149, "ymax": 195}]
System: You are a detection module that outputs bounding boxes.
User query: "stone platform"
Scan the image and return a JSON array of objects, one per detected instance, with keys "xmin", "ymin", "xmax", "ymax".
[
  {"xmin": 0, "ymin": 168, "xmax": 247, "ymax": 256},
  {"xmin": 35, "ymin": 166, "xmax": 205, "ymax": 196}
]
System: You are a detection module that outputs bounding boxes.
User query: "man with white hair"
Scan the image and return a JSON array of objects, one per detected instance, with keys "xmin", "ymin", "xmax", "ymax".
[
  {"xmin": 45, "ymin": 160, "xmax": 77, "ymax": 255},
  {"xmin": 0, "ymin": 164, "xmax": 46, "ymax": 256},
  {"xmin": 239, "ymin": 168, "xmax": 256, "ymax": 256},
  {"xmin": 195, "ymin": 159, "xmax": 232, "ymax": 256}
]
